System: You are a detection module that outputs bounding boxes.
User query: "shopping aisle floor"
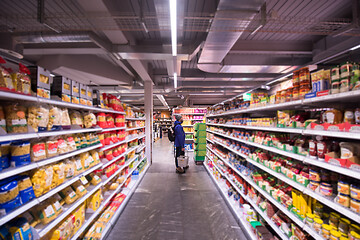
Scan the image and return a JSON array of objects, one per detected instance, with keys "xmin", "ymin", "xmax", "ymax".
[{"xmin": 106, "ymin": 138, "xmax": 247, "ymax": 240}]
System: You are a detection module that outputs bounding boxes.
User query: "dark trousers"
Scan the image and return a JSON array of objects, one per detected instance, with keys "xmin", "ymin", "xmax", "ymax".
[{"xmin": 175, "ymin": 147, "xmax": 184, "ymax": 168}]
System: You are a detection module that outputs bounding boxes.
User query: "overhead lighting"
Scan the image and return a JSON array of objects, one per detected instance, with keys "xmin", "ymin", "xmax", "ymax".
[
  {"xmin": 50, "ymin": 74, "xmax": 55, "ymax": 77},
  {"xmin": 141, "ymin": 21, "xmax": 149, "ymax": 33},
  {"xmin": 260, "ymin": 85, "xmax": 270, "ymax": 90},
  {"xmin": 174, "ymin": 73, "xmax": 177, "ymax": 88},
  {"xmin": 156, "ymin": 95, "xmax": 169, "ymax": 108},
  {"xmin": 350, "ymin": 44, "xmax": 360, "ymax": 51},
  {"xmin": 250, "ymin": 24, "xmax": 263, "ymax": 35},
  {"xmin": 169, "ymin": 0, "xmax": 177, "ymax": 56}
]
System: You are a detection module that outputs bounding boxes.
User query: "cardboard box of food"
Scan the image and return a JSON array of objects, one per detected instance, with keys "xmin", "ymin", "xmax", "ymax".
[
  {"xmin": 71, "ymin": 80, "xmax": 80, "ymax": 97},
  {"xmin": 29, "ymin": 66, "xmax": 51, "ymax": 99}
]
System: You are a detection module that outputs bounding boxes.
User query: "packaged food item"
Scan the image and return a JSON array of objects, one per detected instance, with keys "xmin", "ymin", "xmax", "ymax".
[
  {"xmin": 351, "ymin": 184, "xmax": 360, "ymax": 200},
  {"xmin": 86, "ymin": 173, "xmax": 101, "ymax": 186},
  {"xmin": 73, "ymin": 157, "xmax": 83, "ymax": 175},
  {"xmin": 70, "ymin": 111, "xmax": 83, "ymax": 127},
  {"xmin": 8, "ymin": 217, "xmax": 33, "ymax": 240},
  {"xmin": 0, "ymin": 179, "xmax": 21, "ymax": 215},
  {"xmin": 341, "ymin": 62, "xmax": 352, "ymax": 78},
  {"xmin": 71, "ymin": 181, "xmax": 87, "ymax": 197},
  {"xmin": 27, "ymin": 105, "xmax": 49, "ymax": 132},
  {"xmin": 338, "ymin": 181, "xmax": 350, "ymax": 195},
  {"xmin": 10, "ymin": 141, "xmax": 31, "ymax": 167},
  {"xmin": 16, "ymin": 175, "xmax": 35, "ymax": 204},
  {"xmin": 52, "ymin": 162, "xmax": 65, "ymax": 188},
  {"xmin": 0, "ymin": 106, "xmax": 6, "ymax": 133},
  {"xmin": 44, "ymin": 165, "xmax": 54, "ymax": 193},
  {"xmin": 350, "ymin": 199, "xmax": 360, "ymax": 213},
  {"xmin": 83, "ymin": 112, "xmax": 97, "ymax": 128},
  {"xmin": 320, "ymin": 182, "xmax": 333, "ymax": 196},
  {"xmin": 60, "ymin": 108, "xmax": 71, "ymax": 129},
  {"xmin": 12, "ymin": 63, "xmax": 31, "ymax": 95},
  {"xmin": 57, "ymin": 137, "xmax": 68, "ymax": 154},
  {"xmin": 66, "ymin": 135, "xmax": 77, "ymax": 152},
  {"xmin": 37, "ymin": 201, "xmax": 57, "ymax": 224},
  {"xmin": 49, "ymin": 216, "xmax": 74, "ymax": 240},
  {"xmin": 330, "ymin": 212, "xmax": 341, "ymax": 228},
  {"xmin": 339, "ymin": 218, "xmax": 351, "ymax": 235},
  {"xmin": 340, "ymin": 77, "xmax": 351, "ymax": 93},
  {"xmin": 64, "ymin": 159, "xmax": 75, "ymax": 179},
  {"xmin": 59, "ymin": 186, "xmax": 78, "ymax": 204},
  {"xmin": 30, "ymin": 141, "xmax": 46, "ymax": 162},
  {"xmin": 46, "ymin": 138, "xmax": 58, "ymax": 158},
  {"xmin": 344, "ymin": 110, "xmax": 355, "ymax": 124},
  {"xmin": 97, "ymin": 112, "xmax": 107, "ymax": 128},
  {"xmin": 109, "ymin": 182, "xmax": 119, "ymax": 190},
  {"xmin": 47, "ymin": 106, "xmax": 62, "ymax": 131},
  {"xmin": 86, "ymin": 189, "xmax": 102, "ymax": 213},
  {"xmin": 4, "ymin": 104, "xmax": 27, "ymax": 133},
  {"xmin": 90, "ymin": 150, "xmax": 100, "ymax": 164},
  {"xmin": 72, "ymin": 203, "xmax": 85, "ymax": 234},
  {"xmin": 322, "ymin": 224, "xmax": 333, "ymax": 239},
  {"xmin": 330, "ymin": 230, "xmax": 342, "ymax": 240},
  {"xmin": 314, "ymin": 218, "xmax": 323, "ymax": 232},
  {"xmin": 351, "ymin": 64, "xmax": 360, "ymax": 90},
  {"xmin": 0, "ymin": 142, "xmax": 10, "ymax": 169},
  {"xmin": 50, "ymin": 198, "xmax": 63, "ymax": 217},
  {"xmin": 0, "ymin": 57, "xmax": 16, "ymax": 91},
  {"xmin": 31, "ymin": 168, "xmax": 46, "ymax": 197},
  {"xmin": 78, "ymin": 152, "xmax": 90, "ymax": 170},
  {"xmin": 340, "ymin": 142, "xmax": 356, "ymax": 159}
]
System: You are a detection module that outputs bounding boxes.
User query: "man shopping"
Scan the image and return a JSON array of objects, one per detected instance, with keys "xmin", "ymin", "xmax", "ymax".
[{"xmin": 174, "ymin": 115, "xmax": 186, "ymax": 174}]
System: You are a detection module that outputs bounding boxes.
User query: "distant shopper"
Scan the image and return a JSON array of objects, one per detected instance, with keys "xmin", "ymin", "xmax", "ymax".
[{"xmin": 174, "ymin": 115, "xmax": 185, "ymax": 174}]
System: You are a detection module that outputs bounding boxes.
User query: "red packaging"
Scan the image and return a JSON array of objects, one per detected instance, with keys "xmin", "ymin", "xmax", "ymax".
[
  {"xmin": 115, "ymin": 115, "xmax": 124, "ymax": 127},
  {"xmin": 97, "ymin": 113, "xmax": 107, "ymax": 128},
  {"xmin": 308, "ymin": 139, "xmax": 317, "ymax": 158},
  {"xmin": 317, "ymin": 140, "xmax": 328, "ymax": 160},
  {"xmin": 106, "ymin": 114, "xmax": 115, "ymax": 128},
  {"xmin": 105, "ymin": 149, "xmax": 113, "ymax": 161}
]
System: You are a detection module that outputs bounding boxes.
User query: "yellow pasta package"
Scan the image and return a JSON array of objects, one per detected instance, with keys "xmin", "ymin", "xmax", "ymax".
[
  {"xmin": 109, "ymin": 182, "xmax": 119, "ymax": 190},
  {"xmin": 53, "ymin": 193, "xmax": 65, "ymax": 206},
  {"xmin": 52, "ymin": 162, "xmax": 65, "ymax": 188},
  {"xmin": 71, "ymin": 181, "xmax": 87, "ymax": 197},
  {"xmin": 90, "ymin": 150, "xmax": 100, "ymax": 164},
  {"xmin": 86, "ymin": 173, "xmax": 101, "ymax": 186},
  {"xmin": 78, "ymin": 152, "xmax": 90, "ymax": 170},
  {"xmin": 59, "ymin": 186, "xmax": 78, "ymax": 204},
  {"xmin": 64, "ymin": 159, "xmax": 75, "ymax": 179},
  {"xmin": 86, "ymin": 189, "xmax": 102, "ymax": 213},
  {"xmin": 73, "ymin": 157, "xmax": 83, "ymax": 175},
  {"xmin": 50, "ymin": 215, "xmax": 74, "ymax": 240},
  {"xmin": 72, "ymin": 203, "xmax": 85, "ymax": 234},
  {"xmin": 37, "ymin": 201, "xmax": 57, "ymax": 225},
  {"xmin": 31, "ymin": 168, "xmax": 46, "ymax": 197},
  {"xmin": 50, "ymin": 198, "xmax": 63, "ymax": 217},
  {"xmin": 44, "ymin": 165, "xmax": 54, "ymax": 193}
]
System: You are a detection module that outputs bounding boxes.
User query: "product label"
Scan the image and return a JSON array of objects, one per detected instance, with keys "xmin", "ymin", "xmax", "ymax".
[
  {"xmin": 69, "ymin": 191, "xmax": 76, "ymax": 199},
  {"xmin": 53, "ymin": 201, "xmax": 62, "ymax": 211},
  {"xmin": 11, "ymin": 119, "xmax": 26, "ymax": 126},
  {"xmin": 75, "ymin": 160, "xmax": 82, "ymax": 171},
  {"xmin": 44, "ymin": 205, "xmax": 55, "ymax": 218},
  {"xmin": 0, "ymin": 119, "xmax": 5, "ymax": 127},
  {"xmin": 32, "ymin": 143, "xmax": 46, "ymax": 157},
  {"xmin": 4, "ymin": 77, "xmax": 14, "ymax": 90},
  {"xmin": 78, "ymin": 186, "xmax": 86, "ymax": 193},
  {"xmin": 80, "ymin": 176, "xmax": 88, "ymax": 185}
]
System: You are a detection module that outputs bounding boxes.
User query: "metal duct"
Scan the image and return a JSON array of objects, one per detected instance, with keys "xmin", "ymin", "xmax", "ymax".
[
  {"xmin": 197, "ymin": 0, "xmax": 264, "ymax": 73},
  {"xmin": 13, "ymin": 33, "xmax": 92, "ymax": 44}
]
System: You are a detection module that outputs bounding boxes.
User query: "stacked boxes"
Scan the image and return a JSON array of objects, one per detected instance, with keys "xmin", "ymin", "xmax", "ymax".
[
  {"xmin": 194, "ymin": 123, "xmax": 206, "ymax": 162},
  {"xmin": 29, "ymin": 66, "xmax": 51, "ymax": 99},
  {"xmin": 52, "ymin": 76, "xmax": 71, "ymax": 102}
]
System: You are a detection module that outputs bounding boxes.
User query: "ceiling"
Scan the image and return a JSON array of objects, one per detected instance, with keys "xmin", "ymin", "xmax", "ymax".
[{"xmin": 0, "ymin": 0, "xmax": 360, "ymax": 109}]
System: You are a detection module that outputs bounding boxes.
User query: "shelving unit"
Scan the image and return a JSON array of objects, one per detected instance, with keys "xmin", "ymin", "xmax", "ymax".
[
  {"xmin": 205, "ymin": 87, "xmax": 360, "ymax": 240},
  {"xmin": 0, "ymin": 90, "xmax": 150, "ymax": 239}
]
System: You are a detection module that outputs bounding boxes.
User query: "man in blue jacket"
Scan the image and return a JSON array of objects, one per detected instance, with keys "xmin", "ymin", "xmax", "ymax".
[{"xmin": 174, "ymin": 115, "xmax": 185, "ymax": 174}]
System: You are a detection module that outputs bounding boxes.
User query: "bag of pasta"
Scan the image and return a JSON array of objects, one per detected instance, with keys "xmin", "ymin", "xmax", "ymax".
[
  {"xmin": 30, "ymin": 141, "xmax": 46, "ymax": 162},
  {"xmin": 70, "ymin": 111, "xmax": 83, "ymax": 127},
  {"xmin": 36, "ymin": 201, "xmax": 57, "ymax": 224},
  {"xmin": 59, "ymin": 186, "xmax": 78, "ymax": 204},
  {"xmin": 45, "ymin": 138, "xmax": 58, "ymax": 158},
  {"xmin": 47, "ymin": 106, "xmax": 62, "ymax": 131},
  {"xmin": 83, "ymin": 112, "xmax": 97, "ymax": 128},
  {"xmin": 16, "ymin": 175, "xmax": 35, "ymax": 204},
  {"xmin": 71, "ymin": 181, "xmax": 87, "ymax": 197},
  {"xmin": 49, "ymin": 197, "xmax": 63, "ymax": 217},
  {"xmin": 86, "ymin": 173, "xmax": 101, "ymax": 186},
  {"xmin": 31, "ymin": 168, "xmax": 46, "ymax": 197},
  {"xmin": 90, "ymin": 150, "xmax": 100, "ymax": 164},
  {"xmin": 0, "ymin": 178, "xmax": 21, "ymax": 216},
  {"xmin": 5, "ymin": 103, "xmax": 27, "ymax": 133},
  {"xmin": 64, "ymin": 159, "xmax": 75, "ymax": 180},
  {"xmin": 57, "ymin": 137, "xmax": 68, "ymax": 154},
  {"xmin": 0, "ymin": 57, "xmax": 16, "ymax": 91},
  {"xmin": 0, "ymin": 141, "xmax": 10, "ymax": 170},
  {"xmin": 27, "ymin": 105, "xmax": 49, "ymax": 132},
  {"xmin": 77, "ymin": 153, "xmax": 89, "ymax": 171},
  {"xmin": 66, "ymin": 135, "xmax": 77, "ymax": 152},
  {"xmin": 43, "ymin": 165, "xmax": 54, "ymax": 193},
  {"xmin": 60, "ymin": 108, "xmax": 71, "ymax": 130},
  {"xmin": 0, "ymin": 106, "xmax": 6, "ymax": 133},
  {"xmin": 10, "ymin": 140, "xmax": 31, "ymax": 167},
  {"xmin": 12, "ymin": 63, "xmax": 31, "ymax": 95},
  {"xmin": 52, "ymin": 162, "xmax": 65, "ymax": 188},
  {"xmin": 73, "ymin": 157, "xmax": 83, "ymax": 175}
]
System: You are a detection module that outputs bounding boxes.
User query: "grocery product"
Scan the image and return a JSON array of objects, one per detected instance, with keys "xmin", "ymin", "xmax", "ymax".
[
  {"xmin": 0, "ymin": 178, "xmax": 21, "ymax": 215},
  {"xmin": 60, "ymin": 108, "xmax": 71, "ymax": 129},
  {"xmin": 70, "ymin": 111, "xmax": 83, "ymax": 127},
  {"xmin": 27, "ymin": 105, "xmax": 49, "ymax": 132},
  {"xmin": 83, "ymin": 112, "xmax": 96, "ymax": 128},
  {"xmin": 46, "ymin": 138, "xmax": 58, "ymax": 158},
  {"xmin": 71, "ymin": 181, "xmax": 87, "ymax": 197},
  {"xmin": 86, "ymin": 189, "xmax": 102, "ymax": 213},
  {"xmin": 47, "ymin": 106, "xmax": 62, "ymax": 131},
  {"xmin": 52, "ymin": 162, "xmax": 65, "ymax": 188},
  {"xmin": 59, "ymin": 186, "xmax": 78, "ymax": 204},
  {"xmin": 5, "ymin": 103, "xmax": 27, "ymax": 133},
  {"xmin": 16, "ymin": 175, "xmax": 35, "ymax": 204},
  {"xmin": 10, "ymin": 141, "xmax": 31, "ymax": 167},
  {"xmin": 30, "ymin": 141, "xmax": 46, "ymax": 162}
]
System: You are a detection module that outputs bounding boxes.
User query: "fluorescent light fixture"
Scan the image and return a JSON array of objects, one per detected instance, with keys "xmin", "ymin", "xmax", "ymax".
[
  {"xmin": 250, "ymin": 24, "xmax": 263, "ymax": 35},
  {"xmin": 169, "ymin": 0, "xmax": 177, "ymax": 56},
  {"xmin": 174, "ymin": 73, "xmax": 177, "ymax": 88},
  {"xmin": 141, "ymin": 21, "xmax": 149, "ymax": 33},
  {"xmin": 350, "ymin": 44, "xmax": 360, "ymax": 51},
  {"xmin": 50, "ymin": 73, "xmax": 55, "ymax": 77},
  {"xmin": 156, "ymin": 95, "xmax": 169, "ymax": 108}
]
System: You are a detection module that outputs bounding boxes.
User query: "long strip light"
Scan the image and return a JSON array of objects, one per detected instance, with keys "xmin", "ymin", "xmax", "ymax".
[
  {"xmin": 174, "ymin": 73, "xmax": 177, "ymax": 88},
  {"xmin": 170, "ymin": 0, "xmax": 177, "ymax": 56}
]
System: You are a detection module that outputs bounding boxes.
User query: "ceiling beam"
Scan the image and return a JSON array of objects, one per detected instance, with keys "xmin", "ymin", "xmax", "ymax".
[{"xmin": 180, "ymin": 69, "xmax": 281, "ymax": 79}]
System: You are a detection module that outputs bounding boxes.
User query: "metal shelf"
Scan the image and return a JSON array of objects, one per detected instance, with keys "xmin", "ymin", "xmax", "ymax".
[
  {"xmin": 100, "ymin": 140, "xmax": 127, "ymax": 151},
  {"xmin": 102, "ymin": 145, "xmax": 140, "ymax": 169},
  {"xmin": 125, "ymin": 117, "xmax": 145, "ymax": 121},
  {"xmin": 126, "ymin": 126, "xmax": 145, "ymax": 131},
  {"xmin": 207, "ymin": 129, "xmax": 360, "ymax": 181},
  {"xmin": 207, "ymin": 90, "xmax": 360, "ymax": 118},
  {"xmin": 100, "ymin": 126, "xmax": 126, "ymax": 132},
  {"xmin": 207, "ymin": 123, "xmax": 360, "ymax": 140},
  {"xmin": 0, "ymin": 143, "xmax": 102, "ymax": 180}
]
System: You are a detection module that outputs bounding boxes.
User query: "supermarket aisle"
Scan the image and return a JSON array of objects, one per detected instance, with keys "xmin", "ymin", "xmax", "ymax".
[{"xmin": 106, "ymin": 138, "xmax": 247, "ymax": 240}]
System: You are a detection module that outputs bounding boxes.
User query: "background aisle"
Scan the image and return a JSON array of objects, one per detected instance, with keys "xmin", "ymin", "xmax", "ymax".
[{"xmin": 106, "ymin": 138, "xmax": 246, "ymax": 240}]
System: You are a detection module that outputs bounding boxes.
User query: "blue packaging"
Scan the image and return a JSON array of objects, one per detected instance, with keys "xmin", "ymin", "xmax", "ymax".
[
  {"xmin": 0, "ymin": 179, "xmax": 21, "ymax": 215},
  {"xmin": 16, "ymin": 176, "xmax": 35, "ymax": 204},
  {"xmin": 10, "ymin": 141, "xmax": 31, "ymax": 167}
]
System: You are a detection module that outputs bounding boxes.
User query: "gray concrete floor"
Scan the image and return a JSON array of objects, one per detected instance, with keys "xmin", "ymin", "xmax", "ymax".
[{"xmin": 106, "ymin": 138, "xmax": 247, "ymax": 240}]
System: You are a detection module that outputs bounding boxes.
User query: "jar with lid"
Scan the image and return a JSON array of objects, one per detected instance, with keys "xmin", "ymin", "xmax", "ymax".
[
  {"xmin": 350, "ymin": 198, "xmax": 360, "ymax": 213},
  {"xmin": 350, "ymin": 184, "xmax": 360, "ymax": 200},
  {"xmin": 280, "ymin": 90, "xmax": 286, "ymax": 103},
  {"xmin": 349, "ymin": 225, "xmax": 360, "ymax": 239},
  {"xmin": 292, "ymin": 86, "xmax": 299, "ymax": 100},
  {"xmin": 337, "ymin": 193, "xmax": 351, "ymax": 208},
  {"xmin": 332, "ymin": 66, "xmax": 340, "ymax": 80},
  {"xmin": 323, "ymin": 224, "xmax": 334, "ymax": 239},
  {"xmin": 344, "ymin": 110, "xmax": 355, "ymax": 124},
  {"xmin": 306, "ymin": 213, "xmax": 315, "ymax": 226},
  {"xmin": 314, "ymin": 203, "xmax": 324, "ymax": 218},
  {"xmin": 276, "ymin": 91, "xmax": 281, "ymax": 104},
  {"xmin": 320, "ymin": 182, "xmax": 334, "ymax": 196},
  {"xmin": 293, "ymin": 70, "xmax": 300, "ymax": 87},
  {"xmin": 339, "ymin": 218, "xmax": 351, "ymax": 235},
  {"xmin": 350, "ymin": 64, "xmax": 360, "ymax": 90},
  {"xmin": 338, "ymin": 181, "xmax": 350, "ymax": 195},
  {"xmin": 299, "ymin": 67, "xmax": 310, "ymax": 85},
  {"xmin": 331, "ymin": 230, "xmax": 342, "ymax": 240},
  {"xmin": 340, "ymin": 77, "xmax": 350, "ymax": 93},
  {"xmin": 350, "ymin": 231, "xmax": 360, "ymax": 240},
  {"xmin": 340, "ymin": 62, "xmax": 353, "ymax": 78},
  {"xmin": 314, "ymin": 218, "xmax": 324, "ymax": 232},
  {"xmin": 286, "ymin": 88, "xmax": 293, "ymax": 102},
  {"xmin": 330, "ymin": 212, "xmax": 341, "ymax": 228},
  {"xmin": 300, "ymin": 83, "xmax": 310, "ymax": 99}
]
